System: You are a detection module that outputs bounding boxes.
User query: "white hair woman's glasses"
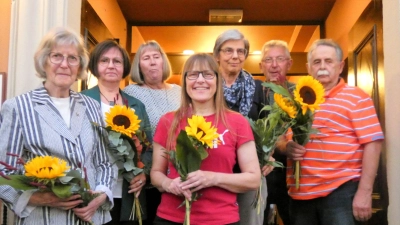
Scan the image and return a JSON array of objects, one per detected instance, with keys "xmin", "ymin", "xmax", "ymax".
[
  {"xmin": 49, "ymin": 52, "xmax": 80, "ymax": 66},
  {"xmin": 219, "ymin": 48, "xmax": 247, "ymax": 57}
]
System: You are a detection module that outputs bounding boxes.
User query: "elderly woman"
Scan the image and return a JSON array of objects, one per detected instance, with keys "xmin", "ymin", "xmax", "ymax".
[
  {"xmin": 124, "ymin": 40, "xmax": 181, "ymax": 224},
  {"xmin": 213, "ymin": 29, "xmax": 270, "ymax": 225},
  {"xmin": 0, "ymin": 27, "xmax": 116, "ymax": 224},
  {"xmin": 151, "ymin": 53, "xmax": 260, "ymax": 225},
  {"xmin": 81, "ymin": 39, "xmax": 152, "ymax": 225}
]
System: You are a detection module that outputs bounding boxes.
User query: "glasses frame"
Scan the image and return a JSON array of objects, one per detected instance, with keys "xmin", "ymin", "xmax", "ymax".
[
  {"xmin": 48, "ymin": 52, "xmax": 81, "ymax": 66},
  {"xmin": 219, "ymin": 48, "xmax": 248, "ymax": 57},
  {"xmin": 262, "ymin": 56, "xmax": 290, "ymax": 64},
  {"xmin": 98, "ymin": 57, "xmax": 124, "ymax": 68},
  {"xmin": 185, "ymin": 70, "xmax": 218, "ymax": 80}
]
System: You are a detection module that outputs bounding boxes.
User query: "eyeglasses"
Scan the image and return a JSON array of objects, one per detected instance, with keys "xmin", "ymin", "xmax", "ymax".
[
  {"xmin": 49, "ymin": 52, "xmax": 80, "ymax": 66},
  {"xmin": 262, "ymin": 56, "xmax": 289, "ymax": 64},
  {"xmin": 99, "ymin": 57, "xmax": 123, "ymax": 67},
  {"xmin": 220, "ymin": 48, "xmax": 247, "ymax": 57},
  {"xmin": 185, "ymin": 70, "xmax": 217, "ymax": 80}
]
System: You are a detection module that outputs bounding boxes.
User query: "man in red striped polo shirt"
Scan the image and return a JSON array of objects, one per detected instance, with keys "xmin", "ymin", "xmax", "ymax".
[{"xmin": 282, "ymin": 39, "xmax": 384, "ymax": 225}]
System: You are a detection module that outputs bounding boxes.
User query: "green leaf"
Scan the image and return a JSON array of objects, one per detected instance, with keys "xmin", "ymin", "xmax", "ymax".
[
  {"xmin": 196, "ymin": 146, "xmax": 209, "ymax": 160},
  {"xmin": 0, "ymin": 175, "xmax": 37, "ymax": 190},
  {"xmin": 124, "ymin": 159, "xmax": 136, "ymax": 172},
  {"xmin": 262, "ymin": 82, "xmax": 292, "ymax": 98},
  {"xmin": 176, "ymin": 130, "xmax": 202, "ymax": 177},
  {"xmin": 51, "ymin": 184, "xmax": 73, "ymax": 198}
]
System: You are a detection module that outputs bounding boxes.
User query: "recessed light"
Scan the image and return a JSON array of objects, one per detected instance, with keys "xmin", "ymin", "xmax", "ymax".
[{"xmin": 183, "ymin": 50, "xmax": 195, "ymax": 55}]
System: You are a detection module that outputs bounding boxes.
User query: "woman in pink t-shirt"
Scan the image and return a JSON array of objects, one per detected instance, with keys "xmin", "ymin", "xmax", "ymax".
[{"xmin": 150, "ymin": 53, "xmax": 260, "ymax": 225}]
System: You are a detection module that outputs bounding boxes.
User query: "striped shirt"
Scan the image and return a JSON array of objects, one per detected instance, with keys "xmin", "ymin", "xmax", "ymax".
[
  {"xmin": 0, "ymin": 87, "xmax": 117, "ymax": 225},
  {"xmin": 287, "ymin": 78, "xmax": 384, "ymax": 200}
]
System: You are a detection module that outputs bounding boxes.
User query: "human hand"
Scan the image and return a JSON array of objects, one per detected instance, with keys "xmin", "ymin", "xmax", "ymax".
[
  {"xmin": 72, "ymin": 192, "xmax": 107, "ymax": 222},
  {"xmin": 352, "ymin": 188, "xmax": 372, "ymax": 222},
  {"xmin": 128, "ymin": 172, "xmax": 146, "ymax": 197},
  {"xmin": 29, "ymin": 192, "xmax": 82, "ymax": 210},
  {"xmin": 286, "ymin": 141, "xmax": 306, "ymax": 160},
  {"xmin": 180, "ymin": 170, "xmax": 214, "ymax": 195},
  {"xmin": 162, "ymin": 177, "xmax": 192, "ymax": 199},
  {"xmin": 261, "ymin": 156, "xmax": 275, "ymax": 176}
]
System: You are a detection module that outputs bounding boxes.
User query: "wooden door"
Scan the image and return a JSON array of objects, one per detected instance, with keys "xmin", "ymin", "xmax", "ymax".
[{"xmin": 348, "ymin": 1, "xmax": 388, "ymax": 224}]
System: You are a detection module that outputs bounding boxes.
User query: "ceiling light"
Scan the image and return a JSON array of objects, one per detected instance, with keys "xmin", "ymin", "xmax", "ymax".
[
  {"xmin": 183, "ymin": 50, "xmax": 195, "ymax": 55},
  {"xmin": 252, "ymin": 51, "xmax": 261, "ymax": 55},
  {"xmin": 209, "ymin": 9, "xmax": 243, "ymax": 23}
]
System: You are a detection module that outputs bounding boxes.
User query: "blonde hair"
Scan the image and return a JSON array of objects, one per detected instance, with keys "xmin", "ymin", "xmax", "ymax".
[
  {"xmin": 166, "ymin": 53, "xmax": 230, "ymax": 150},
  {"xmin": 130, "ymin": 40, "xmax": 172, "ymax": 84}
]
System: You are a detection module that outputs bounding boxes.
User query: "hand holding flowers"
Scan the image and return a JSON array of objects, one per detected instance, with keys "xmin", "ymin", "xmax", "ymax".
[
  {"xmin": 0, "ymin": 155, "xmax": 99, "ymax": 224},
  {"xmin": 168, "ymin": 115, "xmax": 220, "ymax": 225},
  {"xmin": 93, "ymin": 104, "xmax": 150, "ymax": 225},
  {"xmin": 263, "ymin": 76, "xmax": 325, "ymax": 189}
]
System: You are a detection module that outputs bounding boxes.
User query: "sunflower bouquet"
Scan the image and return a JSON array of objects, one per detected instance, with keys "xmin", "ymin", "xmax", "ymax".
[
  {"xmin": 262, "ymin": 76, "xmax": 325, "ymax": 189},
  {"xmin": 93, "ymin": 104, "xmax": 148, "ymax": 225},
  {"xmin": 168, "ymin": 115, "xmax": 220, "ymax": 225},
  {"xmin": 0, "ymin": 154, "xmax": 97, "ymax": 210}
]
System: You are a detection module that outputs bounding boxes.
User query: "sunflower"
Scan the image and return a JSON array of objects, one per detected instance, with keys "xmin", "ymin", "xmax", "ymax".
[
  {"xmin": 105, "ymin": 105, "xmax": 141, "ymax": 137},
  {"xmin": 293, "ymin": 76, "xmax": 325, "ymax": 115},
  {"xmin": 185, "ymin": 115, "xmax": 219, "ymax": 148},
  {"xmin": 274, "ymin": 93, "xmax": 297, "ymax": 118},
  {"xmin": 24, "ymin": 156, "xmax": 70, "ymax": 179}
]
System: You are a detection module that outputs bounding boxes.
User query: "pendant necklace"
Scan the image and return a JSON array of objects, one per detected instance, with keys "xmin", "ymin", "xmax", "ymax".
[{"xmin": 100, "ymin": 91, "xmax": 119, "ymax": 106}]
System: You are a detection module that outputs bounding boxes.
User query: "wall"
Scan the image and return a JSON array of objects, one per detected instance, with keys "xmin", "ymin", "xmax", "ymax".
[
  {"xmin": 87, "ymin": 0, "xmax": 127, "ymax": 47},
  {"xmin": 0, "ymin": 0, "xmax": 11, "ymax": 73},
  {"xmin": 382, "ymin": 0, "xmax": 400, "ymax": 224},
  {"xmin": 325, "ymin": 0, "xmax": 371, "ymax": 59}
]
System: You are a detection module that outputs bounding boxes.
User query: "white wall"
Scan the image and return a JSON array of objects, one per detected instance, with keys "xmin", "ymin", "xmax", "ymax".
[{"xmin": 382, "ymin": 0, "xmax": 400, "ymax": 224}]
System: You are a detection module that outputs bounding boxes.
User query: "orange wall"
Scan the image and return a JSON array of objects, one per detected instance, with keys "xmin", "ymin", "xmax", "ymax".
[
  {"xmin": 0, "ymin": 0, "xmax": 11, "ymax": 73},
  {"xmin": 88, "ymin": 0, "xmax": 127, "ymax": 47},
  {"xmin": 325, "ymin": 0, "xmax": 371, "ymax": 59}
]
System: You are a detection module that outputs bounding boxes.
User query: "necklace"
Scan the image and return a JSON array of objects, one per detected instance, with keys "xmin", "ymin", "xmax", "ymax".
[{"xmin": 100, "ymin": 91, "xmax": 119, "ymax": 106}]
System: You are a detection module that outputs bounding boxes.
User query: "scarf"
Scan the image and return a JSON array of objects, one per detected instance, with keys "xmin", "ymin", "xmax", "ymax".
[{"xmin": 223, "ymin": 70, "xmax": 255, "ymax": 116}]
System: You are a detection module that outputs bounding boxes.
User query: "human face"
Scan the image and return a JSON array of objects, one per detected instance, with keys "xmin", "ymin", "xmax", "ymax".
[
  {"xmin": 307, "ymin": 45, "xmax": 344, "ymax": 93},
  {"xmin": 97, "ymin": 47, "xmax": 124, "ymax": 84},
  {"xmin": 259, "ymin": 46, "xmax": 292, "ymax": 84},
  {"xmin": 44, "ymin": 45, "xmax": 80, "ymax": 94},
  {"xmin": 216, "ymin": 40, "xmax": 246, "ymax": 77},
  {"xmin": 185, "ymin": 62, "xmax": 217, "ymax": 105},
  {"xmin": 139, "ymin": 48, "xmax": 164, "ymax": 85}
]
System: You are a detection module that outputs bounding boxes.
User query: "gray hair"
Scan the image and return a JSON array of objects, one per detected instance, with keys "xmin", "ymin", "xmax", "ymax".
[
  {"xmin": 34, "ymin": 27, "xmax": 89, "ymax": 79},
  {"xmin": 130, "ymin": 40, "xmax": 172, "ymax": 84},
  {"xmin": 261, "ymin": 40, "xmax": 291, "ymax": 60},
  {"xmin": 307, "ymin": 39, "xmax": 343, "ymax": 63},
  {"xmin": 213, "ymin": 29, "xmax": 249, "ymax": 59}
]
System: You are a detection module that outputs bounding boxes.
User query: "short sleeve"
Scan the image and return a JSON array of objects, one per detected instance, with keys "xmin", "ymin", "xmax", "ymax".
[{"xmin": 153, "ymin": 113, "xmax": 174, "ymax": 148}]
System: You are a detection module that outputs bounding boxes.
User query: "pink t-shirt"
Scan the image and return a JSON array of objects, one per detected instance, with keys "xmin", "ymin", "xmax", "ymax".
[{"xmin": 153, "ymin": 111, "xmax": 254, "ymax": 225}]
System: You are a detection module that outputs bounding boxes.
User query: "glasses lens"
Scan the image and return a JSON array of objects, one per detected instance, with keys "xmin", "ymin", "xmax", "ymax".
[
  {"xmin": 203, "ymin": 71, "xmax": 216, "ymax": 79},
  {"xmin": 187, "ymin": 71, "xmax": 199, "ymax": 80},
  {"xmin": 67, "ymin": 55, "xmax": 80, "ymax": 66}
]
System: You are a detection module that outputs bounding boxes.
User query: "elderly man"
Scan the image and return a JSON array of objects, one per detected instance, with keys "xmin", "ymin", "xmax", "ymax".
[
  {"xmin": 259, "ymin": 40, "xmax": 294, "ymax": 225},
  {"xmin": 283, "ymin": 39, "xmax": 384, "ymax": 225}
]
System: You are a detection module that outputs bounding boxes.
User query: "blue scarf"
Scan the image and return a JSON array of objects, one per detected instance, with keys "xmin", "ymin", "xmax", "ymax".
[{"xmin": 223, "ymin": 70, "xmax": 255, "ymax": 116}]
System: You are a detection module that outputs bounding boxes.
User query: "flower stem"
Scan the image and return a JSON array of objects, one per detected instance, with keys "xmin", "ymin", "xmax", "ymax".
[
  {"xmin": 135, "ymin": 196, "xmax": 142, "ymax": 225},
  {"xmin": 295, "ymin": 161, "xmax": 300, "ymax": 189},
  {"xmin": 185, "ymin": 198, "xmax": 190, "ymax": 225}
]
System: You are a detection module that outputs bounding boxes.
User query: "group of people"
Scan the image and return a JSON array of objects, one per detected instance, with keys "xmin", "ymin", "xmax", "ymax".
[{"xmin": 0, "ymin": 26, "xmax": 383, "ymax": 225}]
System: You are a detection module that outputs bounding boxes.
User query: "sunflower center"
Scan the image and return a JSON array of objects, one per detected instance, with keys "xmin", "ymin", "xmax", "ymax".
[
  {"xmin": 113, "ymin": 115, "xmax": 131, "ymax": 129},
  {"xmin": 197, "ymin": 128, "xmax": 206, "ymax": 138},
  {"xmin": 37, "ymin": 167, "xmax": 53, "ymax": 173},
  {"xmin": 299, "ymin": 86, "xmax": 316, "ymax": 104}
]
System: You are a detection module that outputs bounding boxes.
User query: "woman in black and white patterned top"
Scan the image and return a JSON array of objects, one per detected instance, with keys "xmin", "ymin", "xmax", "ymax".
[{"xmin": 124, "ymin": 40, "xmax": 181, "ymax": 225}]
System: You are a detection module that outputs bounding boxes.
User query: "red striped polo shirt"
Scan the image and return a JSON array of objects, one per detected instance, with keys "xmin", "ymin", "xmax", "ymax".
[{"xmin": 287, "ymin": 78, "xmax": 384, "ymax": 200}]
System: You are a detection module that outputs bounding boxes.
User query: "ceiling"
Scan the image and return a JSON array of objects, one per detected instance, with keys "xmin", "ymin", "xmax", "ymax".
[{"xmin": 116, "ymin": 0, "xmax": 336, "ymax": 53}]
